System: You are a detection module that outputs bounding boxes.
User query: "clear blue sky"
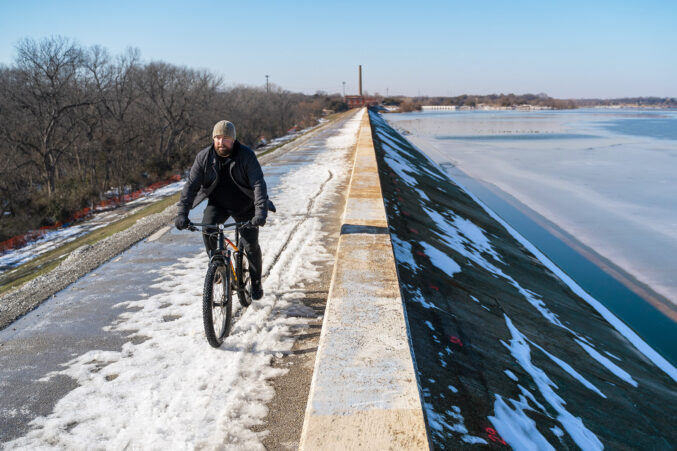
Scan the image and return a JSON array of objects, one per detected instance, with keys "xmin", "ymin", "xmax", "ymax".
[{"xmin": 1, "ymin": 0, "xmax": 675, "ymax": 98}]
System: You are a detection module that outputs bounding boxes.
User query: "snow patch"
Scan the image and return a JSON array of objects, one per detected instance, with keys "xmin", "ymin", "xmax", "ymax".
[{"xmin": 499, "ymin": 315, "xmax": 603, "ymax": 450}]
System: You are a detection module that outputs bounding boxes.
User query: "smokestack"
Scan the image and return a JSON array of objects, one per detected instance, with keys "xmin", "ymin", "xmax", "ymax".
[{"xmin": 359, "ymin": 65, "xmax": 362, "ymax": 97}]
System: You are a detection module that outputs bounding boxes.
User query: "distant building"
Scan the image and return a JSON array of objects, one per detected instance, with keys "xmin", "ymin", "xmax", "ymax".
[
  {"xmin": 421, "ymin": 105, "xmax": 457, "ymax": 111},
  {"xmin": 345, "ymin": 95, "xmax": 379, "ymax": 108}
]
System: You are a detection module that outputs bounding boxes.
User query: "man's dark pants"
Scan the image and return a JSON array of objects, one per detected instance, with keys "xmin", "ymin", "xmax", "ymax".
[{"xmin": 202, "ymin": 202, "xmax": 262, "ymax": 282}]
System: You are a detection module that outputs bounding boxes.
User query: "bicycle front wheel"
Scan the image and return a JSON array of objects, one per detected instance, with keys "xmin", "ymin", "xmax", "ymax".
[
  {"xmin": 203, "ymin": 262, "xmax": 232, "ymax": 348},
  {"xmin": 235, "ymin": 251, "xmax": 253, "ymax": 307}
]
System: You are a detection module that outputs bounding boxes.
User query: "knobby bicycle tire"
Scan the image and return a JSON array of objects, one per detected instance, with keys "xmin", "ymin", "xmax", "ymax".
[
  {"xmin": 202, "ymin": 261, "xmax": 232, "ymax": 347},
  {"xmin": 235, "ymin": 251, "xmax": 253, "ymax": 307}
]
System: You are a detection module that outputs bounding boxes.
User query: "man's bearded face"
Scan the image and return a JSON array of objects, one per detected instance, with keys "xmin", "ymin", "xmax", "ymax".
[{"xmin": 214, "ymin": 135, "xmax": 234, "ymax": 156}]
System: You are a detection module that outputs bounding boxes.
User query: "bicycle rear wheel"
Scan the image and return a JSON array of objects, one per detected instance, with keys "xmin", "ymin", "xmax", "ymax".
[
  {"xmin": 235, "ymin": 251, "xmax": 253, "ymax": 307},
  {"xmin": 203, "ymin": 261, "xmax": 232, "ymax": 347}
]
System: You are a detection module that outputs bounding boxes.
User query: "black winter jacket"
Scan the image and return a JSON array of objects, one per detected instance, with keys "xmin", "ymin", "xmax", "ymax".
[{"xmin": 177, "ymin": 141, "xmax": 273, "ymax": 217}]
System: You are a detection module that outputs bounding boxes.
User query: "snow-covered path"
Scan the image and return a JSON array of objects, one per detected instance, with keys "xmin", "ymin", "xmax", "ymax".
[{"xmin": 0, "ymin": 111, "xmax": 362, "ymax": 449}]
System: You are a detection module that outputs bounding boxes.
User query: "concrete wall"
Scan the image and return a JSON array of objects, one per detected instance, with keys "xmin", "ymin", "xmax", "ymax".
[{"xmin": 299, "ymin": 109, "xmax": 429, "ymax": 450}]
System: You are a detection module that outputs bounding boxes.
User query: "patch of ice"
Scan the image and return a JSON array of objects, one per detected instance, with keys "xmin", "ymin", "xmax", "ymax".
[
  {"xmin": 490, "ymin": 394, "xmax": 556, "ymax": 451},
  {"xmin": 408, "ymin": 289, "xmax": 437, "ymax": 310},
  {"xmin": 419, "ymin": 241, "xmax": 461, "ymax": 276},
  {"xmin": 390, "ymin": 235, "xmax": 418, "ymax": 271},
  {"xmin": 575, "ymin": 339, "xmax": 637, "ymax": 387},
  {"xmin": 462, "ymin": 434, "xmax": 489, "ymax": 444},
  {"xmin": 415, "ymin": 188, "xmax": 430, "ymax": 202},
  {"xmin": 604, "ymin": 350, "xmax": 621, "ymax": 361},
  {"xmin": 423, "ymin": 400, "xmax": 486, "ymax": 444},
  {"xmin": 422, "ymin": 205, "xmax": 504, "ymax": 267},
  {"xmin": 531, "ymin": 341, "xmax": 607, "ymax": 397},
  {"xmin": 551, "ymin": 426, "xmax": 565, "ymax": 438},
  {"xmin": 382, "ymin": 152, "xmax": 419, "ymax": 187},
  {"xmin": 500, "ymin": 315, "xmax": 603, "ymax": 450},
  {"xmin": 504, "ymin": 370, "xmax": 518, "ymax": 381}
]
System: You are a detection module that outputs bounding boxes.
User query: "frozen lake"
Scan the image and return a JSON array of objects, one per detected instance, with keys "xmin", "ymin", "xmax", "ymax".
[{"xmin": 385, "ymin": 108, "xmax": 677, "ymax": 327}]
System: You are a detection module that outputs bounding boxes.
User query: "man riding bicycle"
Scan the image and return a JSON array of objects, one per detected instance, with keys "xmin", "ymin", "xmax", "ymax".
[{"xmin": 174, "ymin": 120, "xmax": 274, "ymax": 300}]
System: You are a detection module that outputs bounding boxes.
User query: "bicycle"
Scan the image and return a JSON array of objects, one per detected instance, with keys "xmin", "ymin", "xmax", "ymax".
[{"xmin": 187, "ymin": 220, "xmax": 256, "ymax": 348}]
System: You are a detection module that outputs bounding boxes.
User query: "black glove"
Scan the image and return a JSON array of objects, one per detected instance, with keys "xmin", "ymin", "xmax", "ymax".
[
  {"xmin": 267, "ymin": 200, "xmax": 276, "ymax": 213},
  {"xmin": 175, "ymin": 214, "xmax": 190, "ymax": 230},
  {"xmin": 251, "ymin": 215, "xmax": 266, "ymax": 227}
]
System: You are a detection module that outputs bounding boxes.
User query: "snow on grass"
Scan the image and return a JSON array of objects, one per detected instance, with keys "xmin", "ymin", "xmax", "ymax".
[
  {"xmin": 0, "ymin": 182, "xmax": 184, "ymax": 273},
  {"xmin": 371, "ymin": 111, "xmax": 674, "ymax": 448},
  {"xmin": 4, "ymin": 111, "xmax": 360, "ymax": 450},
  {"xmin": 421, "ymin": 199, "xmax": 601, "ymax": 345}
]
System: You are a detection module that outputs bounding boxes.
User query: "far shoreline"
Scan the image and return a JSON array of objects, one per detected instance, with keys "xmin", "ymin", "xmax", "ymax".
[{"xmin": 382, "ymin": 105, "xmax": 677, "ymax": 114}]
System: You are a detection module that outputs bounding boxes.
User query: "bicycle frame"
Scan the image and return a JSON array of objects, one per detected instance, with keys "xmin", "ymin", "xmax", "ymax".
[{"xmin": 189, "ymin": 221, "xmax": 251, "ymax": 282}]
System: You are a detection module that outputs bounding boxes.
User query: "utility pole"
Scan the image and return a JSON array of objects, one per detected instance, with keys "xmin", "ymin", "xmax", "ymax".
[
  {"xmin": 265, "ymin": 75, "xmax": 269, "ymax": 93},
  {"xmin": 342, "ymin": 81, "xmax": 346, "ymax": 97},
  {"xmin": 386, "ymin": 87, "xmax": 389, "ymax": 97}
]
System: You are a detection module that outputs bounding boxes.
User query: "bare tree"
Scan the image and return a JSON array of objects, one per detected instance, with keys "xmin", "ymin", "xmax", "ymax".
[
  {"xmin": 1, "ymin": 37, "xmax": 95, "ymax": 196},
  {"xmin": 0, "ymin": 36, "xmax": 330, "ymax": 242}
]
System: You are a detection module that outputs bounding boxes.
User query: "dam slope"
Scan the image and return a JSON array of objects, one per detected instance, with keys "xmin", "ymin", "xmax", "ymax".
[{"xmin": 369, "ymin": 109, "xmax": 677, "ymax": 450}]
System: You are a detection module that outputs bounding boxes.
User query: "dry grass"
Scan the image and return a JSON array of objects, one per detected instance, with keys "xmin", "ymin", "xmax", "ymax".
[{"xmin": 0, "ymin": 192, "xmax": 180, "ymax": 296}]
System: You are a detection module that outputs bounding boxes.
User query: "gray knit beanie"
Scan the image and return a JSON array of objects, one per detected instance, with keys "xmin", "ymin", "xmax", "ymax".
[{"xmin": 212, "ymin": 120, "xmax": 236, "ymax": 140}]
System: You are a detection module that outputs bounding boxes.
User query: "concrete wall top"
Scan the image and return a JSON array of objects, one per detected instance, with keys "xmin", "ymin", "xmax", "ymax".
[{"xmin": 299, "ymin": 109, "xmax": 429, "ymax": 450}]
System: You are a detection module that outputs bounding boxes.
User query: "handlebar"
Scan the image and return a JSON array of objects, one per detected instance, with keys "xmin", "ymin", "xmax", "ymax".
[{"xmin": 186, "ymin": 220, "xmax": 255, "ymax": 232}]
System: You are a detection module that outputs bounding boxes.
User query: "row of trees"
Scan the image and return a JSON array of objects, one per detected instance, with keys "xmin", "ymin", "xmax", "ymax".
[
  {"xmin": 384, "ymin": 94, "xmax": 677, "ymax": 110},
  {"xmin": 574, "ymin": 97, "xmax": 677, "ymax": 108},
  {"xmin": 0, "ymin": 36, "xmax": 336, "ymax": 241},
  {"xmin": 383, "ymin": 93, "xmax": 576, "ymax": 109}
]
